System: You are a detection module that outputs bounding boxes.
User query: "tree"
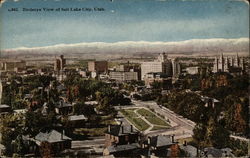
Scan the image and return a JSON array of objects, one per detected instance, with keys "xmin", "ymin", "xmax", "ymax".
[
  {"xmin": 73, "ymin": 101, "xmax": 85, "ymax": 115},
  {"xmin": 193, "ymin": 123, "xmax": 207, "ymax": 146},
  {"xmin": 204, "ymin": 117, "xmax": 230, "ymax": 148},
  {"xmin": 23, "ymin": 111, "xmax": 46, "ymax": 136},
  {"xmin": 14, "ymin": 135, "xmax": 25, "ymax": 155},
  {"xmin": 224, "ymin": 95, "xmax": 248, "ymax": 135}
]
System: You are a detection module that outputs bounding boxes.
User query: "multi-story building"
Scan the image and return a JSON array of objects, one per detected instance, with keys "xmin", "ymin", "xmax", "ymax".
[
  {"xmin": 88, "ymin": 61, "xmax": 108, "ymax": 73},
  {"xmin": 172, "ymin": 58, "xmax": 181, "ymax": 77},
  {"xmin": 0, "ymin": 59, "xmax": 26, "ymax": 72},
  {"xmin": 110, "ymin": 71, "xmax": 138, "ymax": 81},
  {"xmin": 109, "ymin": 62, "xmax": 141, "ymax": 81},
  {"xmin": 186, "ymin": 66, "xmax": 199, "ymax": 75},
  {"xmin": 144, "ymin": 72, "xmax": 172, "ymax": 89},
  {"xmin": 141, "ymin": 53, "xmax": 173, "ymax": 80}
]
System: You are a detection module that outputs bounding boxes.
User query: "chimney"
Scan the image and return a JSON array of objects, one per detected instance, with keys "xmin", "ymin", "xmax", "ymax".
[
  {"xmin": 130, "ymin": 125, "xmax": 133, "ymax": 133},
  {"xmin": 108, "ymin": 125, "xmax": 111, "ymax": 133},
  {"xmin": 61, "ymin": 130, "xmax": 65, "ymax": 140},
  {"xmin": 184, "ymin": 140, "xmax": 187, "ymax": 146},
  {"xmin": 171, "ymin": 135, "xmax": 175, "ymax": 143},
  {"xmin": 196, "ymin": 146, "xmax": 199, "ymax": 157},
  {"xmin": 121, "ymin": 126, "xmax": 124, "ymax": 134},
  {"xmin": 147, "ymin": 137, "xmax": 151, "ymax": 145}
]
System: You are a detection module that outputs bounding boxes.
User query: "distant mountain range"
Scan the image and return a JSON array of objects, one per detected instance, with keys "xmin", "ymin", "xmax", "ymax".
[{"xmin": 1, "ymin": 38, "xmax": 249, "ymax": 58}]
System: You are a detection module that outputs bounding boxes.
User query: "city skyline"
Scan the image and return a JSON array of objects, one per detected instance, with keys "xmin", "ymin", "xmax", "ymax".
[{"xmin": 0, "ymin": 0, "xmax": 249, "ymax": 49}]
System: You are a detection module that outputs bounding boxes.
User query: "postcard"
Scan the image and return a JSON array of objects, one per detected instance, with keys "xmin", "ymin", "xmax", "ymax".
[{"xmin": 0, "ymin": 0, "xmax": 249, "ymax": 157}]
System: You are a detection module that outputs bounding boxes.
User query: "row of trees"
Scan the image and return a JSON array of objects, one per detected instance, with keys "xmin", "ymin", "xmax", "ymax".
[{"xmin": 157, "ymin": 91, "xmax": 211, "ymax": 123}]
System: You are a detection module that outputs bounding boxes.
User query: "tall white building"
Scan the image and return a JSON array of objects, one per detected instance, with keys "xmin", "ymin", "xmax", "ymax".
[
  {"xmin": 141, "ymin": 52, "xmax": 173, "ymax": 80},
  {"xmin": 172, "ymin": 58, "xmax": 181, "ymax": 77}
]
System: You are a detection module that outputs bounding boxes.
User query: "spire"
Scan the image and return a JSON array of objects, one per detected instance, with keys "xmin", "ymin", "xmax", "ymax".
[
  {"xmin": 236, "ymin": 53, "xmax": 239, "ymax": 61},
  {"xmin": 220, "ymin": 53, "xmax": 223, "ymax": 58}
]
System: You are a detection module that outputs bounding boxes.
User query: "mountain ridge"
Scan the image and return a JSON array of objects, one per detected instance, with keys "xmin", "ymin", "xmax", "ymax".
[{"xmin": 1, "ymin": 38, "xmax": 249, "ymax": 57}]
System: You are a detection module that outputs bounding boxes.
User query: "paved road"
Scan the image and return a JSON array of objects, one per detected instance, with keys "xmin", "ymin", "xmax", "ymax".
[
  {"xmin": 72, "ymin": 136, "xmax": 105, "ymax": 149},
  {"xmin": 230, "ymin": 135, "xmax": 249, "ymax": 142}
]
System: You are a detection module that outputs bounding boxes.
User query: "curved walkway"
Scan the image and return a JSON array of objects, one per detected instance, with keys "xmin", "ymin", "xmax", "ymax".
[{"xmin": 134, "ymin": 108, "xmax": 154, "ymax": 134}]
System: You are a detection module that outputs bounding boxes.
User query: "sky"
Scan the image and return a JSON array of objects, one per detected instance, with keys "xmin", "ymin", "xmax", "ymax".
[{"xmin": 0, "ymin": 0, "xmax": 249, "ymax": 49}]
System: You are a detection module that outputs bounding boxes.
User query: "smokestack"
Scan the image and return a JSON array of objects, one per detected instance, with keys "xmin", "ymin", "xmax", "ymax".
[{"xmin": 130, "ymin": 125, "xmax": 133, "ymax": 132}]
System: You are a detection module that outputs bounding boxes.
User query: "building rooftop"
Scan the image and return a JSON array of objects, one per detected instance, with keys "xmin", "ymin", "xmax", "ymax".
[
  {"xmin": 56, "ymin": 101, "xmax": 73, "ymax": 108},
  {"xmin": 201, "ymin": 96, "xmax": 219, "ymax": 103},
  {"xmin": 202, "ymin": 147, "xmax": 235, "ymax": 157},
  {"xmin": 68, "ymin": 115, "xmax": 87, "ymax": 121},
  {"xmin": 14, "ymin": 109, "xmax": 28, "ymax": 114},
  {"xmin": 85, "ymin": 101, "xmax": 98, "ymax": 105},
  {"xmin": 106, "ymin": 143, "xmax": 139, "ymax": 153},
  {"xmin": 0, "ymin": 104, "xmax": 10, "ymax": 108},
  {"xmin": 35, "ymin": 130, "xmax": 71, "ymax": 144},
  {"xmin": 57, "ymin": 84, "xmax": 67, "ymax": 91},
  {"xmin": 149, "ymin": 135, "xmax": 175, "ymax": 148},
  {"xmin": 179, "ymin": 145, "xmax": 198, "ymax": 157}
]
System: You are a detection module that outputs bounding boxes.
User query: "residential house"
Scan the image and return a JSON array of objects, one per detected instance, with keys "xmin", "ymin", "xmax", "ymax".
[
  {"xmin": 55, "ymin": 101, "xmax": 73, "ymax": 115},
  {"xmin": 23, "ymin": 130, "xmax": 72, "ymax": 156},
  {"xmin": 142, "ymin": 135, "xmax": 178, "ymax": 157},
  {"xmin": 104, "ymin": 124, "xmax": 140, "ymax": 147},
  {"xmin": 67, "ymin": 114, "xmax": 88, "ymax": 127}
]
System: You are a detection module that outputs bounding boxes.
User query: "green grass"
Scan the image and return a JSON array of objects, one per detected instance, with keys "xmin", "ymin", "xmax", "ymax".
[
  {"xmin": 137, "ymin": 108, "xmax": 169, "ymax": 126},
  {"xmin": 151, "ymin": 125, "xmax": 170, "ymax": 131},
  {"xmin": 130, "ymin": 117, "xmax": 150, "ymax": 131},
  {"xmin": 120, "ymin": 109, "xmax": 138, "ymax": 118},
  {"xmin": 120, "ymin": 109, "xmax": 150, "ymax": 131}
]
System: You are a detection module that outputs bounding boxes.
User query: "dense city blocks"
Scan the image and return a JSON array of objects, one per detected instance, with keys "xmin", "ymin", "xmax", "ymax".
[{"xmin": 0, "ymin": 52, "xmax": 248, "ymax": 157}]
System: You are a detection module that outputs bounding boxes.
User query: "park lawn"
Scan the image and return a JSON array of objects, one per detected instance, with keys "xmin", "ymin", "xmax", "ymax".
[
  {"xmin": 130, "ymin": 117, "xmax": 150, "ymax": 131},
  {"xmin": 151, "ymin": 125, "xmax": 170, "ymax": 131},
  {"xmin": 137, "ymin": 108, "xmax": 169, "ymax": 126},
  {"xmin": 120, "ymin": 109, "xmax": 138, "ymax": 118},
  {"xmin": 120, "ymin": 109, "xmax": 150, "ymax": 131}
]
